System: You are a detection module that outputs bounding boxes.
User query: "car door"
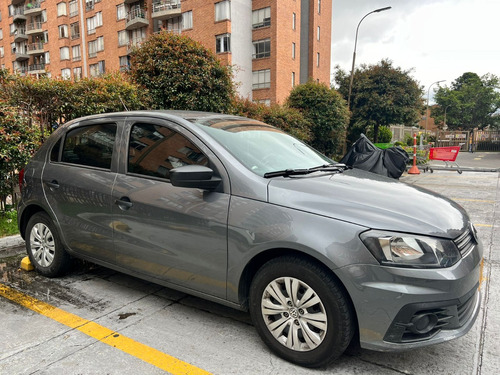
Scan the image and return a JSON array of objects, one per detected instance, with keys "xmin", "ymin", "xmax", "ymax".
[
  {"xmin": 111, "ymin": 117, "xmax": 230, "ymax": 298},
  {"xmin": 42, "ymin": 119, "xmax": 120, "ymax": 263}
]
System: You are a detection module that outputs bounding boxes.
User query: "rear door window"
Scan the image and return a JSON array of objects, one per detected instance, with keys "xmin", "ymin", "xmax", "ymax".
[
  {"xmin": 128, "ymin": 123, "xmax": 208, "ymax": 179},
  {"xmin": 61, "ymin": 124, "xmax": 117, "ymax": 169}
]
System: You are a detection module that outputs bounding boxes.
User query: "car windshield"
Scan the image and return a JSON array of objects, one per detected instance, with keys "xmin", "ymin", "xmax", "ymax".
[{"xmin": 190, "ymin": 117, "xmax": 333, "ymax": 177}]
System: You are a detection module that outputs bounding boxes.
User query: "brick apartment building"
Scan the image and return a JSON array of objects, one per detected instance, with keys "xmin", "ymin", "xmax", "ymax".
[{"xmin": 0, "ymin": 0, "xmax": 331, "ymax": 104}]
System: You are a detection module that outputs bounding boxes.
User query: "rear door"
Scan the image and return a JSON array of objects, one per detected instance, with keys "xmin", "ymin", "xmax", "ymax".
[
  {"xmin": 111, "ymin": 117, "xmax": 230, "ymax": 298},
  {"xmin": 42, "ymin": 118, "xmax": 121, "ymax": 263}
]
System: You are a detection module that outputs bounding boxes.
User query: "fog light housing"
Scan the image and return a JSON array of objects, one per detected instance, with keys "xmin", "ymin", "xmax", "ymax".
[{"xmin": 410, "ymin": 313, "xmax": 438, "ymax": 334}]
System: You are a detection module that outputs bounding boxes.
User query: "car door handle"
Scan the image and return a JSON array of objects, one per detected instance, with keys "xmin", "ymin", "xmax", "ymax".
[
  {"xmin": 46, "ymin": 180, "xmax": 60, "ymax": 190},
  {"xmin": 115, "ymin": 197, "xmax": 133, "ymax": 210}
]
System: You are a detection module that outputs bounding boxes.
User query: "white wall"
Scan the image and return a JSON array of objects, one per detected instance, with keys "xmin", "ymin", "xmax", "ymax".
[{"xmin": 230, "ymin": 0, "xmax": 253, "ymax": 100}]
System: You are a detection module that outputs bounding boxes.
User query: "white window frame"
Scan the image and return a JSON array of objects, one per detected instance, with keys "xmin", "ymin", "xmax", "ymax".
[
  {"xmin": 57, "ymin": 2, "xmax": 67, "ymax": 17},
  {"xmin": 215, "ymin": 1, "xmax": 230, "ymax": 22},
  {"xmin": 182, "ymin": 11, "xmax": 192, "ymax": 30},
  {"xmin": 58, "ymin": 24, "xmax": 68, "ymax": 39},
  {"xmin": 252, "ymin": 38, "xmax": 270, "ymax": 59},
  {"xmin": 117, "ymin": 4, "xmax": 126, "ymax": 20},
  {"xmin": 118, "ymin": 30, "xmax": 128, "ymax": 47},
  {"xmin": 216, "ymin": 33, "xmax": 231, "ymax": 54},
  {"xmin": 72, "ymin": 44, "xmax": 81, "ymax": 61},
  {"xmin": 252, "ymin": 69, "xmax": 271, "ymax": 90},
  {"xmin": 69, "ymin": 0, "xmax": 78, "ymax": 17},
  {"xmin": 61, "ymin": 68, "xmax": 71, "ymax": 80},
  {"xmin": 252, "ymin": 7, "xmax": 270, "ymax": 29},
  {"xmin": 60, "ymin": 46, "xmax": 70, "ymax": 61}
]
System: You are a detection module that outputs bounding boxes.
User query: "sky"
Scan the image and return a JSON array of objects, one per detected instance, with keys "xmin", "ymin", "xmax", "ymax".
[{"xmin": 330, "ymin": 0, "xmax": 500, "ymax": 101}]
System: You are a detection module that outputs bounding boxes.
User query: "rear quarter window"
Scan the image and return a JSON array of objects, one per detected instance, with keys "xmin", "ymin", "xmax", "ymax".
[{"xmin": 61, "ymin": 124, "xmax": 117, "ymax": 169}]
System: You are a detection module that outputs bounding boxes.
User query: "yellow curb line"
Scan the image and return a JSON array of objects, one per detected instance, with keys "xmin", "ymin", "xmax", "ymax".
[{"xmin": 0, "ymin": 284, "xmax": 211, "ymax": 375}]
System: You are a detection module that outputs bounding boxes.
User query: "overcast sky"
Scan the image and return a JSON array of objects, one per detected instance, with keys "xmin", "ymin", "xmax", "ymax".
[{"xmin": 330, "ymin": 0, "xmax": 499, "ymax": 100}]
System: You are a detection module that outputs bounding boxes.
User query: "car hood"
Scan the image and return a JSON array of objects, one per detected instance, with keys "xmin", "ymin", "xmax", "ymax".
[{"xmin": 267, "ymin": 169, "xmax": 468, "ymax": 239}]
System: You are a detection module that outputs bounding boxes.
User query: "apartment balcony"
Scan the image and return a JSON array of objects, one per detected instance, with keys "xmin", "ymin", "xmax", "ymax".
[
  {"xmin": 125, "ymin": 8, "xmax": 149, "ymax": 30},
  {"xmin": 15, "ymin": 67, "xmax": 27, "ymax": 76},
  {"xmin": 24, "ymin": 2, "xmax": 43, "ymax": 17},
  {"xmin": 152, "ymin": 0, "xmax": 181, "ymax": 21},
  {"xmin": 123, "ymin": 0, "xmax": 138, "ymax": 4},
  {"xmin": 11, "ymin": 0, "xmax": 25, "ymax": 5},
  {"xmin": 12, "ymin": 7, "xmax": 27, "ymax": 22},
  {"xmin": 26, "ymin": 22, "xmax": 44, "ymax": 35},
  {"xmin": 28, "ymin": 63, "xmax": 46, "ymax": 74},
  {"xmin": 14, "ymin": 50, "xmax": 29, "ymax": 61},
  {"xmin": 27, "ymin": 42, "xmax": 45, "ymax": 55},
  {"xmin": 13, "ymin": 28, "xmax": 29, "ymax": 43}
]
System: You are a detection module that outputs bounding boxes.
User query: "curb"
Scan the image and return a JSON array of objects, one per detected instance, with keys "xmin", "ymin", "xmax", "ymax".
[{"xmin": 0, "ymin": 234, "xmax": 25, "ymax": 252}]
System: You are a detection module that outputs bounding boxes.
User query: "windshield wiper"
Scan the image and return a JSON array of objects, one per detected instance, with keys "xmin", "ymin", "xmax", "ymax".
[{"xmin": 264, "ymin": 163, "xmax": 348, "ymax": 178}]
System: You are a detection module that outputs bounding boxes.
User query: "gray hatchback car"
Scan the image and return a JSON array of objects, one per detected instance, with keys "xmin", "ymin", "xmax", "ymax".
[{"xmin": 18, "ymin": 111, "xmax": 482, "ymax": 368}]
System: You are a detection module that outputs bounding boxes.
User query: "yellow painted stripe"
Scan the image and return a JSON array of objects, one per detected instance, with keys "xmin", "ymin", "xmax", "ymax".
[
  {"xmin": 0, "ymin": 284, "xmax": 211, "ymax": 375},
  {"xmin": 475, "ymin": 224, "xmax": 493, "ymax": 227}
]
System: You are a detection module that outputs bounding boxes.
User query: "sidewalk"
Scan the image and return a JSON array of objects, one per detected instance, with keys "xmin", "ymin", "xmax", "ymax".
[
  {"xmin": 0, "ymin": 234, "xmax": 24, "ymax": 252},
  {"xmin": 426, "ymin": 150, "xmax": 499, "ymax": 172}
]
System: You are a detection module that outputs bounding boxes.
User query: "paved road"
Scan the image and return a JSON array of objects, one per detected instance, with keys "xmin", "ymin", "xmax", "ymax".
[{"xmin": 0, "ymin": 162, "xmax": 498, "ymax": 374}]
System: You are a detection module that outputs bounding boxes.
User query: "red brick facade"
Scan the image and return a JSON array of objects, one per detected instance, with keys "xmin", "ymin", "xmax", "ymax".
[{"xmin": 0, "ymin": 0, "xmax": 331, "ymax": 104}]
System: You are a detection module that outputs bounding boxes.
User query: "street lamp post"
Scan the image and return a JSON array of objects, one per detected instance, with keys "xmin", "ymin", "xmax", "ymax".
[
  {"xmin": 347, "ymin": 6, "xmax": 392, "ymax": 110},
  {"xmin": 424, "ymin": 80, "xmax": 445, "ymax": 139}
]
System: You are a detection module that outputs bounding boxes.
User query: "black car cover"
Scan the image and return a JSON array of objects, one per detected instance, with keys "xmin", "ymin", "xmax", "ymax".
[{"xmin": 340, "ymin": 134, "xmax": 409, "ymax": 179}]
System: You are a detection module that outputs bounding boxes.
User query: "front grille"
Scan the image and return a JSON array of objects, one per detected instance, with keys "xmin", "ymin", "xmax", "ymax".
[{"xmin": 454, "ymin": 225, "xmax": 477, "ymax": 257}]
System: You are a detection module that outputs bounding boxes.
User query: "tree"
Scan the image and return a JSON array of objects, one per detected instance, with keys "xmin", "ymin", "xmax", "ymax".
[
  {"xmin": 129, "ymin": 32, "xmax": 234, "ymax": 112},
  {"xmin": 335, "ymin": 59, "xmax": 424, "ymax": 144},
  {"xmin": 286, "ymin": 81, "xmax": 350, "ymax": 157},
  {"xmin": 432, "ymin": 72, "xmax": 500, "ymax": 130},
  {"xmin": 230, "ymin": 98, "xmax": 313, "ymax": 143},
  {"xmin": 0, "ymin": 100, "xmax": 40, "ymax": 209}
]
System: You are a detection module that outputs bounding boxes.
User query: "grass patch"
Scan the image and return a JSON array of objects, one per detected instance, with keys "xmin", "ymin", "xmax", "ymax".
[{"xmin": 0, "ymin": 209, "xmax": 19, "ymax": 238}]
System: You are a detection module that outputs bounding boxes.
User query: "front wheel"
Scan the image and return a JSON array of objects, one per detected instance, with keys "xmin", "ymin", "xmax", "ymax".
[
  {"xmin": 249, "ymin": 256, "xmax": 354, "ymax": 368},
  {"xmin": 26, "ymin": 212, "xmax": 70, "ymax": 277}
]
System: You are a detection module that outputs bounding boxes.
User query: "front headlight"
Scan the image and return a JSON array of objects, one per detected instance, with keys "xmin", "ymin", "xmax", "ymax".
[{"xmin": 360, "ymin": 230, "xmax": 460, "ymax": 268}]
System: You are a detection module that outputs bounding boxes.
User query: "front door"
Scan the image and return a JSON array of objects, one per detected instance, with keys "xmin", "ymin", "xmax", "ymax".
[{"xmin": 111, "ymin": 119, "xmax": 229, "ymax": 298}]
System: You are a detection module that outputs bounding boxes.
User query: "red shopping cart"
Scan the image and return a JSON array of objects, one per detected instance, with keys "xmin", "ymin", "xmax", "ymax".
[{"xmin": 428, "ymin": 146, "xmax": 462, "ymax": 174}]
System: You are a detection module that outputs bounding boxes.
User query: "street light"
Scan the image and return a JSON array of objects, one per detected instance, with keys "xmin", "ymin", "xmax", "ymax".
[
  {"xmin": 424, "ymin": 80, "xmax": 446, "ymax": 139},
  {"xmin": 347, "ymin": 6, "xmax": 392, "ymax": 110}
]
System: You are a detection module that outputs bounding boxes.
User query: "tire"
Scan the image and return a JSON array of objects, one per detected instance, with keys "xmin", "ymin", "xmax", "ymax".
[
  {"xmin": 249, "ymin": 256, "xmax": 354, "ymax": 368},
  {"xmin": 26, "ymin": 212, "xmax": 70, "ymax": 277}
]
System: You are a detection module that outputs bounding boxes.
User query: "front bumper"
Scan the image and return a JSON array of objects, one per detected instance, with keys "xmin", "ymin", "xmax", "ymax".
[{"xmin": 337, "ymin": 239, "xmax": 482, "ymax": 351}]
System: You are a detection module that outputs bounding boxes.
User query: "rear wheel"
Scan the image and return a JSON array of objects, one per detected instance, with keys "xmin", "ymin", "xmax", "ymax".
[
  {"xmin": 26, "ymin": 212, "xmax": 70, "ymax": 277},
  {"xmin": 249, "ymin": 256, "xmax": 354, "ymax": 368}
]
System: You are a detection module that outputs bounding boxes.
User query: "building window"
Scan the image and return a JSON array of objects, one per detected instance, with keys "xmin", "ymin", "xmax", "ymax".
[
  {"xmin": 60, "ymin": 47, "xmax": 70, "ymax": 61},
  {"xmin": 318, "ymin": 0, "xmax": 321, "ymax": 14},
  {"xmin": 119, "ymin": 55, "xmax": 130, "ymax": 71},
  {"xmin": 292, "ymin": 72, "xmax": 295, "ymax": 87},
  {"xmin": 0, "ymin": 46, "xmax": 4, "ymax": 58},
  {"xmin": 45, "ymin": 52, "xmax": 50, "ymax": 64},
  {"xmin": 215, "ymin": 1, "xmax": 230, "ymax": 22},
  {"xmin": 70, "ymin": 22, "xmax": 80, "ymax": 39},
  {"xmin": 72, "ymin": 45, "xmax": 81, "ymax": 61},
  {"xmin": 317, "ymin": 26, "xmax": 320, "ymax": 41},
  {"xmin": 252, "ymin": 69, "xmax": 271, "ymax": 90},
  {"xmin": 292, "ymin": 13, "xmax": 296, "ymax": 30},
  {"xmin": 252, "ymin": 39, "xmax": 270, "ymax": 59},
  {"xmin": 73, "ymin": 66, "xmax": 82, "ymax": 80},
  {"xmin": 182, "ymin": 11, "xmax": 192, "ymax": 30},
  {"xmin": 88, "ymin": 36, "xmax": 104, "ymax": 58},
  {"xmin": 89, "ymin": 60, "xmax": 105, "ymax": 77},
  {"xmin": 61, "ymin": 68, "xmax": 71, "ymax": 80},
  {"xmin": 57, "ymin": 2, "xmax": 67, "ymax": 17},
  {"xmin": 317, "ymin": 52, "xmax": 320, "ymax": 67},
  {"xmin": 0, "ymin": 29, "xmax": 3, "ymax": 40},
  {"xmin": 10, "ymin": 24, "xmax": 16, "ymax": 35},
  {"xmin": 59, "ymin": 25, "xmax": 69, "ymax": 38},
  {"xmin": 117, "ymin": 4, "xmax": 126, "ymax": 20},
  {"xmin": 69, "ymin": 0, "xmax": 78, "ymax": 17},
  {"xmin": 253, "ymin": 99, "xmax": 271, "ymax": 106},
  {"xmin": 87, "ymin": 12, "xmax": 102, "ymax": 34},
  {"xmin": 118, "ymin": 30, "xmax": 128, "ymax": 47},
  {"xmin": 216, "ymin": 33, "xmax": 230, "ymax": 53},
  {"xmin": 252, "ymin": 7, "xmax": 270, "ymax": 29},
  {"xmin": 86, "ymin": 0, "xmax": 95, "ymax": 11},
  {"xmin": 292, "ymin": 42, "xmax": 295, "ymax": 59}
]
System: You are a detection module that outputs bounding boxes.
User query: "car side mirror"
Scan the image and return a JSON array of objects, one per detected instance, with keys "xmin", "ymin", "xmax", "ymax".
[{"xmin": 169, "ymin": 165, "xmax": 222, "ymax": 190}]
